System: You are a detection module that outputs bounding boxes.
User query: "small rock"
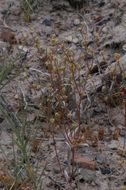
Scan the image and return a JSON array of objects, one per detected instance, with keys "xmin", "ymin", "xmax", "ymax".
[
  {"xmin": 95, "ymin": 154, "xmax": 106, "ymax": 164},
  {"xmin": 102, "ymin": 26, "xmax": 108, "ymax": 33},
  {"xmin": 59, "ymin": 30, "xmax": 81, "ymax": 44},
  {"xmin": 72, "ymin": 37, "xmax": 79, "ymax": 43},
  {"xmin": 110, "ymin": 25, "xmax": 126, "ymax": 44},
  {"xmin": 65, "ymin": 35, "xmax": 79, "ymax": 43},
  {"xmin": 18, "ymin": 45, "xmax": 29, "ymax": 53},
  {"xmin": 100, "ymin": 167, "xmax": 111, "ymax": 175},
  {"xmin": 108, "ymin": 140, "xmax": 118, "ymax": 150},
  {"xmin": 14, "ymin": 94, "xmax": 19, "ymax": 100},
  {"xmin": 42, "ymin": 18, "xmax": 51, "ymax": 26},
  {"xmin": 71, "ymin": 182, "xmax": 76, "ymax": 188},
  {"xmin": 78, "ymin": 169, "xmax": 96, "ymax": 183},
  {"xmin": 105, "ymin": 54, "xmax": 126, "ymax": 75},
  {"xmin": 122, "ymin": 44, "xmax": 126, "ymax": 52},
  {"xmin": 74, "ymin": 19, "xmax": 80, "ymax": 26},
  {"xmin": 118, "ymin": 125, "xmax": 125, "ymax": 137},
  {"xmin": 53, "ymin": 167, "xmax": 61, "ymax": 174},
  {"xmin": 27, "ymin": 113, "xmax": 36, "ymax": 123}
]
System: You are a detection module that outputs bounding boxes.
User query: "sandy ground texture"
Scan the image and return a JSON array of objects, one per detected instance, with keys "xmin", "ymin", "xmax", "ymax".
[{"xmin": 0, "ymin": 0, "xmax": 126, "ymax": 190}]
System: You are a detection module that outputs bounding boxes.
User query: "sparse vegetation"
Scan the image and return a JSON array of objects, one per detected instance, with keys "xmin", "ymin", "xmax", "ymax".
[
  {"xmin": 20, "ymin": 0, "xmax": 40, "ymax": 21},
  {"xmin": 0, "ymin": 0, "xmax": 126, "ymax": 190}
]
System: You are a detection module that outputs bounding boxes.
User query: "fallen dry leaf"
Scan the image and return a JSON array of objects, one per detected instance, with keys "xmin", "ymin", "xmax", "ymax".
[
  {"xmin": 0, "ymin": 28, "xmax": 16, "ymax": 44},
  {"xmin": 73, "ymin": 154, "xmax": 96, "ymax": 170},
  {"xmin": 98, "ymin": 127, "xmax": 104, "ymax": 140}
]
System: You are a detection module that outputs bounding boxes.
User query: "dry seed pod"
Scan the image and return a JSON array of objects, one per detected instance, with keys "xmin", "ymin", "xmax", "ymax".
[{"xmin": 31, "ymin": 139, "xmax": 41, "ymax": 153}]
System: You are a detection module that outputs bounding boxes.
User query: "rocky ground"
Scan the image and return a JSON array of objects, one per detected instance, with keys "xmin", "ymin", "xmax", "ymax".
[{"xmin": 0, "ymin": 0, "xmax": 126, "ymax": 190}]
